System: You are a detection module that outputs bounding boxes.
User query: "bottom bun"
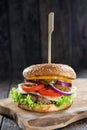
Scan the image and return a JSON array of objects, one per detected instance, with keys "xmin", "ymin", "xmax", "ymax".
[{"xmin": 18, "ymin": 103, "xmax": 72, "ymax": 113}]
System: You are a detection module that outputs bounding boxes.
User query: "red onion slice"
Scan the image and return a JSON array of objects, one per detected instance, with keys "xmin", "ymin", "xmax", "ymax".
[
  {"xmin": 24, "ymin": 79, "xmax": 41, "ymax": 85},
  {"xmin": 55, "ymin": 81, "xmax": 72, "ymax": 87},
  {"xmin": 49, "ymin": 84, "xmax": 72, "ymax": 96}
]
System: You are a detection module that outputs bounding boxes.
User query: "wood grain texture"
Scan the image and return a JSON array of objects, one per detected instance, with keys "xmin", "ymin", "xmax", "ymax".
[
  {"xmin": 39, "ymin": 0, "xmax": 87, "ymax": 69},
  {"xmin": 0, "ymin": 0, "xmax": 41, "ymax": 79},
  {"xmin": 0, "ymin": 81, "xmax": 10, "ymax": 127},
  {"xmin": 0, "ymin": 80, "xmax": 22, "ymax": 130},
  {"xmin": 0, "ymin": 79, "xmax": 87, "ymax": 130}
]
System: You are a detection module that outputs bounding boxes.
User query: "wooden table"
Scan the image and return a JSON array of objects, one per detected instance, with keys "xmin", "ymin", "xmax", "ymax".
[{"xmin": 0, "ymin": 78, "xmax": 87, "ymax": 130}]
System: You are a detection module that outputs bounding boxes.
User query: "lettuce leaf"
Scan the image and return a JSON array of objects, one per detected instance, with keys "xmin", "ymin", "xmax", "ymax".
[
  {"xmin": 9, "ymin": 88, "xmax": 41, "ymax": 108},
  {"xmin": 9, "ymin": 87, "xmax": 76, "ymax": 108}
]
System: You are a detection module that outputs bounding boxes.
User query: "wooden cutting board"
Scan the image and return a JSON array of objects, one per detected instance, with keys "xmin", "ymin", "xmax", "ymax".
[{"xmin": 0, "ymin": 78, "xmax": 87, "ymax": 130}]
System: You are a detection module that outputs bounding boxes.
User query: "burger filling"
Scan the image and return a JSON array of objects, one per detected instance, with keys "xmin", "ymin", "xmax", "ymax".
[{"xmin": 10, "ymin": 77, "xmax": 76, "ymax": 109}]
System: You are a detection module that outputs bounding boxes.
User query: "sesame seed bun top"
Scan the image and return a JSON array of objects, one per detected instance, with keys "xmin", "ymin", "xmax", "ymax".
[{"xmin": 23, "ymin": 63, "xmax": 76, "ymax": 80}]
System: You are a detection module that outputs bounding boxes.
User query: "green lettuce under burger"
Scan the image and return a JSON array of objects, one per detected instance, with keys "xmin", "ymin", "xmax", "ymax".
[{"xmin": 10, "ymin": 87, "xmax": 76, "ymax": 109}]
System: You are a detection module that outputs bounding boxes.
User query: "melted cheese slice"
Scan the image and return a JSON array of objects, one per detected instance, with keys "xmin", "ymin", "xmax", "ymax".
[{"xmin": 27, "ymin": 76, "xmax": 72, "ymax": 83}]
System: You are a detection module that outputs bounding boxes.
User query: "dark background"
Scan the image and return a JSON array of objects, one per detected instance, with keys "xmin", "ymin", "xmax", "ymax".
[{"xmin": 0, "ymin": 0, "xmax": 87, "ymax": 80}]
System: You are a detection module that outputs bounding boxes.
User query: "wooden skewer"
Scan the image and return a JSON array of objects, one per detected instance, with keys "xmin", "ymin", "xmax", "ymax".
[{"xmin": 48, "ymin": 12, "xmax": 54, "ymax": 63}]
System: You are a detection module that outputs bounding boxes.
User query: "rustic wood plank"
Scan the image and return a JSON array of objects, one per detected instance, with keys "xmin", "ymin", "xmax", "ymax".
[
  {"xmin": 77, "ymin": 70, "xmax": 87, "ymax": 78},
  {"xmin": 1, "ymin": 118, "xmax": 22, "ymax": 130},
  {"xmin": 0, "ymin": 0, "xmax": 12, "ymax": 79},
  {"xmin": 0, "ymin": 80, "xmax": 21, "ymax": 130},
  {"xmin": 59, "ymin": 119, "xmax": 87, "ymax": 130},
  {"xmin": 39, "ymin": 0, "xmax": 49, "ymax": 63},
  {"xmin": 0, "ymin": 80, "xmax": 22, "ymax": 130},
  {"xmin": 71, "ymin": 0, "xmax": 87, "ymax": 68},
  {"xmin": 8, "ymin": 0, "xmax": 41, "ymax": 79},
  {"xmin": 8, "ymin": 0, "xmax": 26, "ymax": 77},
  {"xmin": 22, "ymin": 0, "xmax": 41, "ymax": 65},
  {"xmin": 0, "ymin": 81, "xmax": 10, "ymax": 127},
  {"xmin": 39, "ymin": 0, "xmax": 87, "ymax": 70}
]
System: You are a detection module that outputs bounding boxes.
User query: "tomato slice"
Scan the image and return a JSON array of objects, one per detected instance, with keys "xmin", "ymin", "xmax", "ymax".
[
  {"xmin": 21, "ymin": 83, "xmax": 45, "ymax": 92},
  {"xmin": 38, "ymin": 87, "xmax": 62, "ymax": 97}
]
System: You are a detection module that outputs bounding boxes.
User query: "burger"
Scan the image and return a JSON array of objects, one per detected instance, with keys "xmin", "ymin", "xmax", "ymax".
[{"xmin": 10, "ymin": 63, "xmax": 76, "ymax": 112}]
